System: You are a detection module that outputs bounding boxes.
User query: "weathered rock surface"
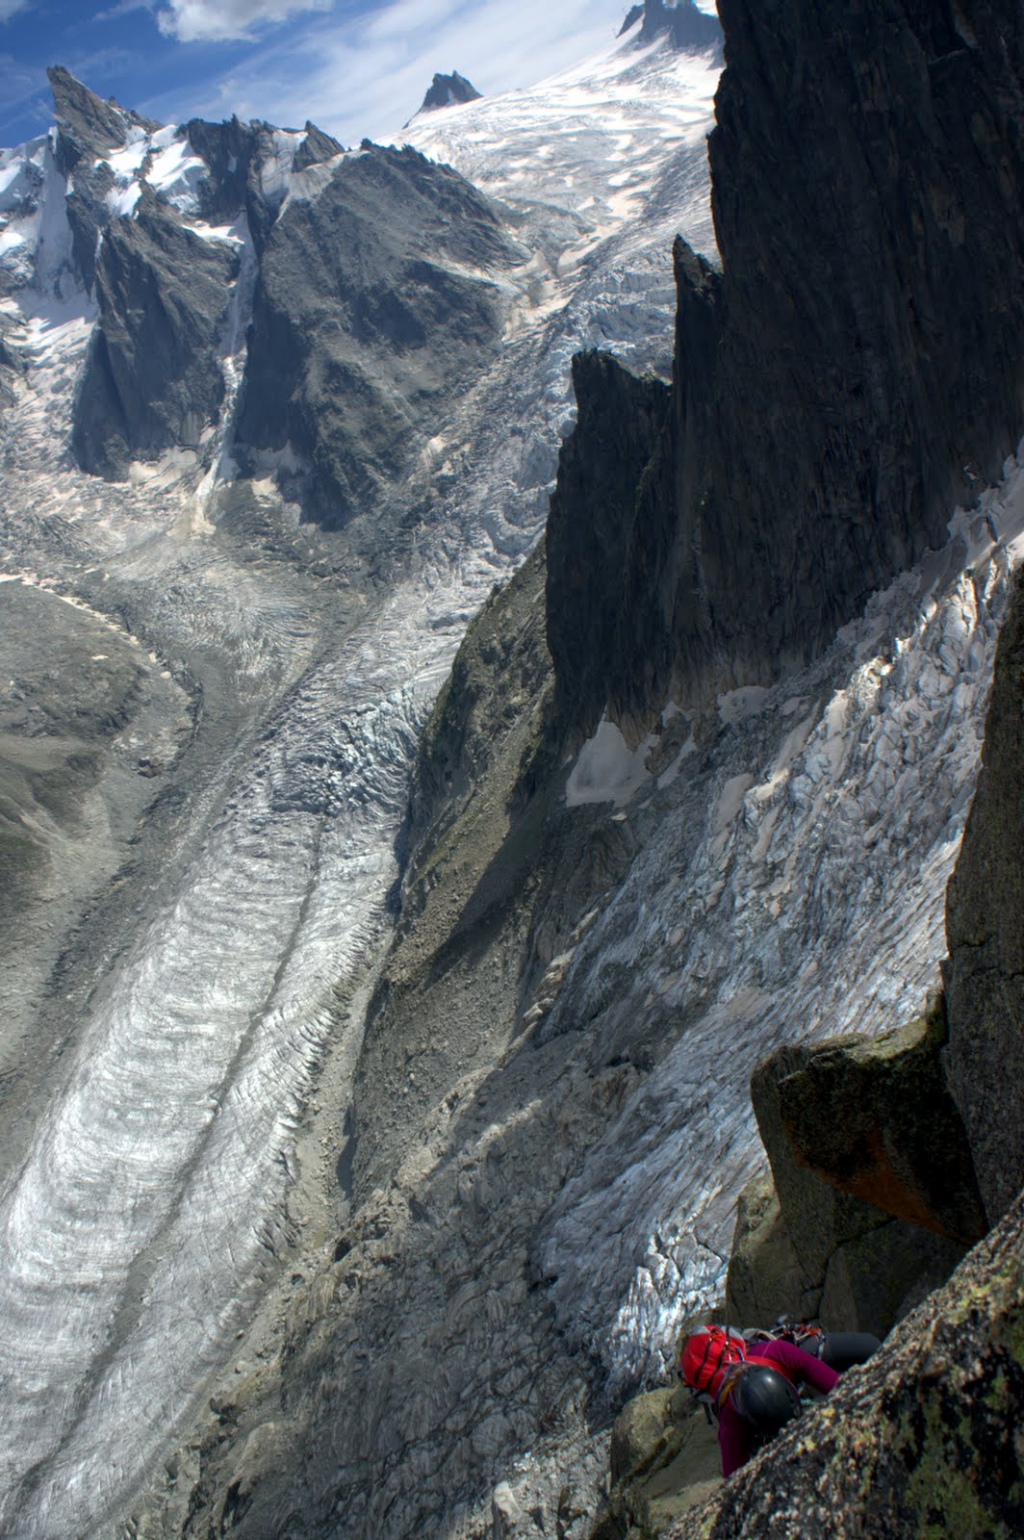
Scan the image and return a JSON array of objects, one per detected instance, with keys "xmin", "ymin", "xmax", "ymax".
[
  {"xmin": 234, "ymin": 143, "xmax": 521, "ymax": 529},
  {"xmin": 293, "ymin": 120, "xmax": 345, "ymax": 171},
  {"xmin": 735, "ymin": 1025, "xmax": 970, "ymax": 1335},
  {"xmin": 48, "ymin": 65, "xmax": 159, "ymax": 169},
  {"xmin": 772, "ymin": 994, "xmax": 988, "ymax": 1246},
  {"xmin": 944, "ymin": 566, "xmax": 1024, "ymax": 1223},
  {"xmin": 405, "ymin": 542, "xmax": 555, "ymax": 888},
  {"xmin": 48, "ymin": 65, "xmax": 162, "ymax": 292},
  {"xmin": 185, "ymin": 115, "xmax": 341, "ymax": 245},
  {"xmin": 550, "ymin": 0, "xmax": 1024, "ymax": 722},
  {"xmin": 73, "ymin": 189, "xmax": 239, "ymax": 479},
  {"xmin": 666, "ymin": 1192, "xmax": 1024, "ymax": 1540},
  {"xmin": 592, "ymin": 1387, "xmax": 720, "ymax": 1540}
]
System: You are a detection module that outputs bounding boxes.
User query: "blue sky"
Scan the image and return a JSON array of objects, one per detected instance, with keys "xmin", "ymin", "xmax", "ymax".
[{"xmin": 0, "ymin": 0, "xmax": 719, "ymax": 151}]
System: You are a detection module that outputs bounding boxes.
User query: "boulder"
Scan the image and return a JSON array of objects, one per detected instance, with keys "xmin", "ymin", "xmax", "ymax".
[
  {"xmin": 743, "ymin": 1021, "xmax": 970, "ymax": 1335},
  {"xmin": 772, "ymin": 995, "xmax": 987, "ymax": 1246},
  {"xmin": 944, "ymin": 567, "xmax": 1024, "ymax": 1224},
  {"xmin": 592, "ymin": 1387, "xmax": 721, "ymax": 1540}
]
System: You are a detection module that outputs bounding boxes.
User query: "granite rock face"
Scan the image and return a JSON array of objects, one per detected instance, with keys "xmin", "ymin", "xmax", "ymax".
[
  {"xmin": 72, "ymin": 189, "xmax": 240, "ymax": 479},
  {"xmin": 234, "ymin": 143, "xmax": 520, "ymax": 530},
  {"xmin": 770, "ymin": 995, "xmax": 988, "ymax": 1247},
  {"xmin": 666, "ymin": 1194, "xmax": 1024, "ymax": 1540},
  {"xmin": 546, "ymin": 351, "xmax": 670, "ymax": 736},
  {"xmin": 729, "ymin": 1019, "xmax": 972, "ymax": 1336},
  {"xmin": 549, "ymin": 0, "xmax": 1024, "ymax": 722},
  {"xmin": 48, "ymin": 65, "xmax": 163, "ymax": 292},
  {"xmin": 944, "ymin": 567, "xmax": 1024, "ymax": 1224},
  {"xmin": 593, "ymin": 1387, "xmax": 721, "ymax": 1540},
  {"xmin": 185, "ymin": 115, "xmax": 342, "ymax": 250},
  {"xmin": 48, "ymin": 65, "xmax": 159, "ymax": 169}
]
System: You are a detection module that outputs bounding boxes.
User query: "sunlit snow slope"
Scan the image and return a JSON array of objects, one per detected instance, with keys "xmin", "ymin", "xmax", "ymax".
[{"xmin": 0, "ymin": 28, "xmax": 720, "ymax": 1540}]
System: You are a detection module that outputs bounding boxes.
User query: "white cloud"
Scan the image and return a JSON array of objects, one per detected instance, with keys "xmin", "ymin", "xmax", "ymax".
[
  {"xmin": 163, "ymin": 0, "xmax": 633, "ymax": 140},
  {"xmin": 146, "ymin": 0, "xmax": 720, "ymax": 141},
  {"xmin": 157, "ymin": 0, "xmax": 332, "ymax": 43},
  {"xmin": 0, "ymin": 0, "xmax": 31, "ymax": 22}
]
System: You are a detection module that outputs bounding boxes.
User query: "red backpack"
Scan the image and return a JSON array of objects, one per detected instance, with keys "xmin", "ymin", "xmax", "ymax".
[
  {"xmin": 679, "ymin": 1325, "xmax": 749, "ymax": 1408},
  {"xmin": 679, "ymin": 1325, "xmax": 784, "ymax": 1418}
]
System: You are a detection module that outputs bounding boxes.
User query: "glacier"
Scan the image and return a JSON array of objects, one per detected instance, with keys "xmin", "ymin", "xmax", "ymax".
[{"xmin": 0, "ymin": 27, "xmax": 722, "ymax": 1539}]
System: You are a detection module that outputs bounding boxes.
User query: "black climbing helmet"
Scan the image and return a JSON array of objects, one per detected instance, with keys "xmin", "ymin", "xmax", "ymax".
[{"xmin": 730, "ymin": 1365, "xmax": 802, "ymax": 1436}]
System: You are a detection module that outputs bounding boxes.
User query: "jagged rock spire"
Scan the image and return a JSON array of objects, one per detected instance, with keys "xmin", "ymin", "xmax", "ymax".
[
  {"xmin": 619, "ymin": 0, "xmax": 723, "ymax": 55},
  {"xmin": 47, "ymin": 65, "xmax": 161, "ymax": 173},
  {"xmin": 419, "ymin": 71, "xmax": 482, "ymax": 114}
]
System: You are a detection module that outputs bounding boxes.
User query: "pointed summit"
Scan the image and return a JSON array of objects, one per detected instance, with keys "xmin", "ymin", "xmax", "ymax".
[
  {"xmin": 619, "ymin": 0, "xmax": 723, "ymax": 55},
  {"xmin": 419, "ymin": 71, "xmax": 482, "ymax": 114},
  {"xmin": 47, "ymin": 66, "xmax": 161, "ymax": 174}
]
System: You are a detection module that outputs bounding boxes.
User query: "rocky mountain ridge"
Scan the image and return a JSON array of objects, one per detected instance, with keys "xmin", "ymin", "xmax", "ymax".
[
  {"xmin": 619, "ymin": 0, "xmax": 723, "ymax": 55},
  {"xmin": 39, "ymin": 70, "xmax": 522, "ymax": 542}
]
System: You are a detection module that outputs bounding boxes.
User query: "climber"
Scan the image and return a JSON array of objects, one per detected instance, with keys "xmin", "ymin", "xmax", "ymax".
[{"xmin": 679, "ymin": 1324, "xmax": 878, "ymax": 1477}]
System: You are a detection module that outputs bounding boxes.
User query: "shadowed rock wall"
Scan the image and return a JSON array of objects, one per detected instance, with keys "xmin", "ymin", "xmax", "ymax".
[
  {"xmin": 73, "ymin": 190, "xmax": 239, "ymax": 479},
  {"xmin": 546, "ymin": 352, "xmax": 671, "ymax": 735},
  {"xmin": 549, "ymin": 0, "xmax": 1024, "ymax": 723},
  {"xmin": 944, "ymin": 567, "xmax": 1024, "ymax": 1223}
]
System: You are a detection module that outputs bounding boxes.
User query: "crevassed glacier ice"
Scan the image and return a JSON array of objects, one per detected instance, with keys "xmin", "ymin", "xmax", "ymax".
[{"xmin": 0, "ymin": 30, "xmax": 720, "ymax": 1539}]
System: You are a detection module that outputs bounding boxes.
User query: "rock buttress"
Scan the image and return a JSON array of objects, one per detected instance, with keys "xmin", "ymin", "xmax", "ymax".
[{"xmin": 548, "ymin": 0, "xmax": 1024, "ymax": 724}]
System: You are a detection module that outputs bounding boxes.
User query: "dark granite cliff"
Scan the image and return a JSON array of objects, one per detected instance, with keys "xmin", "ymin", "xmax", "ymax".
[
  {"xmin": 234, "ymin": 144, "xmax": 520, "ymax": 530},
  {"xmin": 184, "ymin": 115, "xmax": 342, "ymax": 249},
  {"xmin": 73, "ymin": 189, "xmax": 240, "ymax": 479},
  {"xmin": 550, "ymin": 0, "xmax": 1024, "ymax": 723},
  {"xmin": 546, "ymin": 353, "xmax": 671, "ymax": 733},
  {"xmin": 48, "ymin": 65, "xmax": 162, "ymax": 292},
  {"xmin": 418, "ymin": 71, "xmax": 482, "ymax": 113}
]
